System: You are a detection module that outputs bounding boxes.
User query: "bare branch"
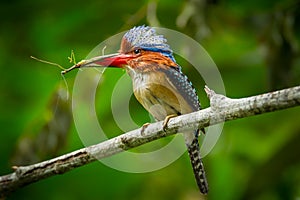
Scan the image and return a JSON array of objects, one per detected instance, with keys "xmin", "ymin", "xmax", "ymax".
[{"xmin": 1, "ymin": 85, "xmax": 300, "ymax": 197}]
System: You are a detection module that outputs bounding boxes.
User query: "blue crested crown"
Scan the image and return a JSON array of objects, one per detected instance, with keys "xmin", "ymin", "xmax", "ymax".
[{"xmin": 122, "ymin": 25, "xmax": 175, "ymax": 61}]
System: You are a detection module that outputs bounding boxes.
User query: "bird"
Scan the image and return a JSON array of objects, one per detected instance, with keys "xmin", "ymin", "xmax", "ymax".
[{"xmin": 67, "ymin": 25, "xmax": 209, "ymax": 194}]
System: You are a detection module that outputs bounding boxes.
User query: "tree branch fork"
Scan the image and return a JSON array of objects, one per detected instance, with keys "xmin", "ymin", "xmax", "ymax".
[{"xmin": 1, "ymin": 85, "xmax": 300, "ymax": 197}]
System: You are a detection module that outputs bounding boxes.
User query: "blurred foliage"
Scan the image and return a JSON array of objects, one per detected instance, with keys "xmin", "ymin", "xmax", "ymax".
[
  {"xmin": 10, "ymin": 85, "xmax": 72, "ymax": 166},
  {"xmin": 0, "ymin": 0, "xmax": 300, "ymax": 199}
]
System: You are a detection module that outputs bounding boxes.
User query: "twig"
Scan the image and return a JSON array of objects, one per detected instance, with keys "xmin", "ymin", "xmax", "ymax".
[{"xmin": 0, "ymin": 85, "xmax": 299, "ymax": 197}]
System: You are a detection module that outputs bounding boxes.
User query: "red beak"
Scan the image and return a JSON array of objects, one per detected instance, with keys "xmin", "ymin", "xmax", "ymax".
[{"xmin": 81, "ymin": 53, "xmax": 133, "ymax": 68}]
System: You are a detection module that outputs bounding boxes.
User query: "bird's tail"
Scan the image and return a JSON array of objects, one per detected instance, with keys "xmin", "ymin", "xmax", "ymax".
[{"xmin": 187, "ymin": 135, "xmax": 209, "ymax": 194}]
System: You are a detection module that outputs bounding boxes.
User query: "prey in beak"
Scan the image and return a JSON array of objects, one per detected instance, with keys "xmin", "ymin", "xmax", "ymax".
[{"xmin": 61, "ymin": 53, "xmax": 134, "ymax": 75}]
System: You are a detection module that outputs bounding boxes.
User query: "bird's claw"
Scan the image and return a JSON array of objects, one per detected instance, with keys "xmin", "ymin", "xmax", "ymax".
[
  {"xmin": 162, "ymin": 114, "xmax": 177, "ymax": 131},
  {"xmin": 141, "ymin": 122, "xmax": 150, "ymax": 136}
]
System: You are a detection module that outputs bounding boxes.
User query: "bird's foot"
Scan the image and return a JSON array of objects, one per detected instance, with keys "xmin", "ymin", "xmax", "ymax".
[
  {"xmin": 163, "ymin": 114, "xmax": 177, "ymax": 131},
  {"xmin": 141, "ymin": 122, "xmax": 150, "ymax": 136}
]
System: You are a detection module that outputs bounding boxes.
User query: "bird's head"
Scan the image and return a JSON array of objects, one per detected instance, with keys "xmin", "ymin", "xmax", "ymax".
[{"xmin": 77, "ymin": 26, "xmax": 178, "ymax": 72}]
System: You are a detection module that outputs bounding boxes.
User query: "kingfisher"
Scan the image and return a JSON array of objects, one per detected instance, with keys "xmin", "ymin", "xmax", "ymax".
[{"xmin": 64, "ymin": 25, "xmax": 209, "ymax": 194}]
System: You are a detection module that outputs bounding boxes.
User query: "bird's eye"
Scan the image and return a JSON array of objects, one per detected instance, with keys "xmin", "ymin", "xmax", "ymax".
[{"xmin": 133, "ymin": 49, "xmax": 141, "ymax": 54}]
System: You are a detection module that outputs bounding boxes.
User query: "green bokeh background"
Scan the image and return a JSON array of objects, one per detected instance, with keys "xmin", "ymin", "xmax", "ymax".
[{"xmin": 1, "ymin": 0, "xmax": 300, "ymax": 199}]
